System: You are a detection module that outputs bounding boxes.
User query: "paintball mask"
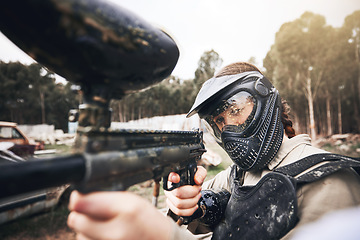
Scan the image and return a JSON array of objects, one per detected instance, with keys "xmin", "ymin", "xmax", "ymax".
[{"xmin": 187, "ymin": 71, "xmax": 284, "ymax": 171}]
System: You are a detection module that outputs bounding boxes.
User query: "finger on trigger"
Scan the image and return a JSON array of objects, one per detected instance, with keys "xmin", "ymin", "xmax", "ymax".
[
  {"xmin": 168, "ymin": 172, "xmax": 180, "ymax": 183},
  {"xmin": 194, "ymin": 166, "xmax": 207, "ymax": 185}
]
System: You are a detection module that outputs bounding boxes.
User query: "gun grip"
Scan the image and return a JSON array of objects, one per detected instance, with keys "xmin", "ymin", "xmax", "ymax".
[{"xmin": 163, "ymin": 162, "xmax": 197, "ymax": 191}]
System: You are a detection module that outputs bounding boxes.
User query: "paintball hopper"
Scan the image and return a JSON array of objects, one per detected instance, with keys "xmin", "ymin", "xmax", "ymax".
[{"xmin": 0, "ymin": 0, "xmax": 179, "ymax": 98}]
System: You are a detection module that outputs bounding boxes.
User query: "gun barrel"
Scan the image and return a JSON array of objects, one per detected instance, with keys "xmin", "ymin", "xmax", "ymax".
[
  {"xmin": 0, "ymin": 145, "xmax": 204, "ymax": 199},
  {"xmin": 77, "ymin": 143, "xmax": 204, "ymax": 192},
  {"xmin": 0, "ymin": 154, "xmax": 85, "ymax": 199},
  {"xmin": 0, "ymin": 130, "xmax": 205, "ymax": 199}
]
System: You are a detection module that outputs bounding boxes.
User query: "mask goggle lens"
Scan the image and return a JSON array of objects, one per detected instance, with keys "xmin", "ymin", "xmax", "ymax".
[{"xmin": 203, "ymin": 91, "xmax": 256, "ymax": 142}]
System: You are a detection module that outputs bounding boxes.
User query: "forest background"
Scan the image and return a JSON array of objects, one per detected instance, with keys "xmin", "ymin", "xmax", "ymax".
[{"xmin": 0, "ymin": 11, "xmax": 359, "ymax": 140}]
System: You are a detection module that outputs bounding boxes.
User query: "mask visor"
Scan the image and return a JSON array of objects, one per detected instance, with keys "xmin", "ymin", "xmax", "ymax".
[{"xmin": 203, "ymin": 91, "xmax": 256, "ymax": 143}]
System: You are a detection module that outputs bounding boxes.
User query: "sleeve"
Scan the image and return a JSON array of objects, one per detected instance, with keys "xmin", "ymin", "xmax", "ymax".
[
  {"xmin": 281, "ymin": 168, "xmax": 360, "ymax": 240},
  {"xmin": 185, "ymin": 165, "xmax": 234, "ymax": 235},
  {"xmin": 290, "ymin": 207, "xmax": 360, "ymax": 240},
  {"xmin": 202, "ymin": 165, "xmax": 233, "ymax": 190}
]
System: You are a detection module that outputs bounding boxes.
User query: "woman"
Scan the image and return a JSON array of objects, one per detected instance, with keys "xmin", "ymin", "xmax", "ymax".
[{"xmin": 68, "ymin": 62, "xmax": 360, "ymax": 240}]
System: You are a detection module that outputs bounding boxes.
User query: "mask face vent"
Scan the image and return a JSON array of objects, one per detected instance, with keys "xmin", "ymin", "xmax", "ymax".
[
  {"xmin": 224, "ymin": 139, "xmax": 249, "ymax": 166},
  {"xmin": 222, "ymin": 91, "xmax": 284, "ymax": 171}
]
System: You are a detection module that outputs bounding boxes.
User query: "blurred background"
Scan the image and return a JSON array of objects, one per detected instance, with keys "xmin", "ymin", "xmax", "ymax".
[{"xmin": 0, "ymin": 1, "xmax": 359, "ymax": 239}]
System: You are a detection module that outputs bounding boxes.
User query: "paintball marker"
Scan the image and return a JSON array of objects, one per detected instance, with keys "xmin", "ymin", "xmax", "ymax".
[{"xmin": 0, "ymin": 0, "xmax": 206, "ymax": 204}]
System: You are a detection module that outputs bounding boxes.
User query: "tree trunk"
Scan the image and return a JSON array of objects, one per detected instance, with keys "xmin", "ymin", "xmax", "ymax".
[
  {"xmin": 355, "ymin": 32, "xmax": 360, "ymax": 113},
  {"xmin": 131, "ymin": 104, "xmax": 134, "ymax": 120},
  {"xmin": 123, "ymin": 103, "xmax": 127, "ymax": 122},
  {"xmin": 118, "ymin": 102, "xmax": 123, "ymax": 122},
  {"xmin": 305, "ymin": 107, "xmax": 309, "ymax": 135},
  {"xmin": 355, "ymin": 33, "xmax": 360, "ymax": 132},
  {"xmin": 293, "ymin": 113, "xmax": 300, "ymax": 134},
  {"xmin": 138, "ymin": 107, "xmax": 142, "ymax": 120},
  {"xmin": 40, "ymin": 90, "xmax": 46, "ymax": 124},
  {"xmin": 351, "ymin": 81, "xmax": 360, "ymax": 132},
  {"xmin": 306, "ymin": 74, "xmax": 316, "ymax": 140},
  {"xmin": 337, "ymin": 91, "xmax": 342, "ymax": 134},
  {"xmin": 325, "ymin": 89, "xmax": 332, "ymax": 136}
]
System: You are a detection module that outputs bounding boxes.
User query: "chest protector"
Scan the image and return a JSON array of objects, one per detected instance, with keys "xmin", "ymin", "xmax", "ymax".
[
  {"xmin": 212, "ymin": 167, "xmax": 298, "ymax": 240},
  {"xmin": 210, "ymin": 153, "xmax": 360, "ymax": 240}
]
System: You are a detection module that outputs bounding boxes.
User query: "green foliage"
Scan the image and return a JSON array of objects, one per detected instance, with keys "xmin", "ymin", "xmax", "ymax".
[
  {"xmin": 263, "ymin": 11, "xmax": 360, "ymax": 135},
  {"xmin": 111, "ymin": 50, "xmax": 223, "ymax": 121},
  {"xmin": 1, "ymin": 8, "xmax": 359, "ymax": 137},
  {"xmin": 0, "ymin": 62, "xmax": 78, "ymax": 130},
  {"xmin": 0, "ymin": 50, "xmax": 222, "ymax": 128},
  {"xmin": 194, "ymin": 49, "xmax": 223, "ymax": 88}
]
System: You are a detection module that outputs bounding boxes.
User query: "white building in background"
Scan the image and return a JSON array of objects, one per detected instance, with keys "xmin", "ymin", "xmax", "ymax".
[{"xmin": 111, "ymin": 114, "xmax": 202, "ymax": 131}]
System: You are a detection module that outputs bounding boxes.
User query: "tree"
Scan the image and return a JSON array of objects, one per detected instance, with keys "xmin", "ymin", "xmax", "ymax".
[
  {"xmin": 264, "ymin": 12, "xmax": 337, "ymax": 139},
  {"xmin": 342, "ymin": 10, "xmax": 360, "ymax": 132},
  {"xmin": 111, "ymin": 50, "xmax": 223, "ymax": 121},
  {"xmin": 194, "ymin": 49, "xmax": 223, "ymax": 88},
  {"xmin": 0, "ymin": 62, "xmax": 78, "ymax": 130},
  {"xmin": 25, "ymin": 64, "xmax": 53, "ymax": 123}
]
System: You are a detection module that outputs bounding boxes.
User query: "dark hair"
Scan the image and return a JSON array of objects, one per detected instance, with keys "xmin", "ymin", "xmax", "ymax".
[
  {"xmin": 214, "ymin": 62, "xmax": 296, "ymax": 138},
  {"xmin": 281, "ymin": 99, "xmax": 296, "ymax": 138}
]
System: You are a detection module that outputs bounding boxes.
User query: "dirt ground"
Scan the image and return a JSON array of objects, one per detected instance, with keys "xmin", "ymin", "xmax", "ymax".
[
  {"xmin": 0, "ymin": 204, "xmax": 77, "ymax": 240},
  {"xmin": 1, "ymin": 134, "xmax": 359, "ymax": 239}
]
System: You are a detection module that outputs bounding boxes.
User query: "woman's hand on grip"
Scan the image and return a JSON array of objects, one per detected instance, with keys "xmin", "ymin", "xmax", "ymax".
[{"xmin": 164, "ymin": 166, "xmax": 207, "ymax": 217}]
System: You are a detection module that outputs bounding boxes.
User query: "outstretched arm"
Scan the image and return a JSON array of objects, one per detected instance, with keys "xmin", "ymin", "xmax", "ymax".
[{"xmin": 68, "ymin": 191, "xmax": 172, "ymax": 240}]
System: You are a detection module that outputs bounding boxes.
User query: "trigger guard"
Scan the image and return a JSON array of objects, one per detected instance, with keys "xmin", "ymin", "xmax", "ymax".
[{"xmin": 162, "ymin": 176, "xmax": 180, "ymax": 191}]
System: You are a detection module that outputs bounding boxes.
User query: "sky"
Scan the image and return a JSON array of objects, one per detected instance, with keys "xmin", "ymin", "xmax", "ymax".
[{"xmin": 1, "ymin": 0, "xmax": 360, "ymax": 82}]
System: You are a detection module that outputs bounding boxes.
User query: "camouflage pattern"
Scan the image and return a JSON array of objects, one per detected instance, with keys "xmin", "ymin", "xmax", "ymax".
[
  {"xmin": 0, "ymin": 127, "xmax": 205, "ymax": 198},
  {"xmin": 74, "ymin": 128, "xmax": 205, "ymax": 192}
]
